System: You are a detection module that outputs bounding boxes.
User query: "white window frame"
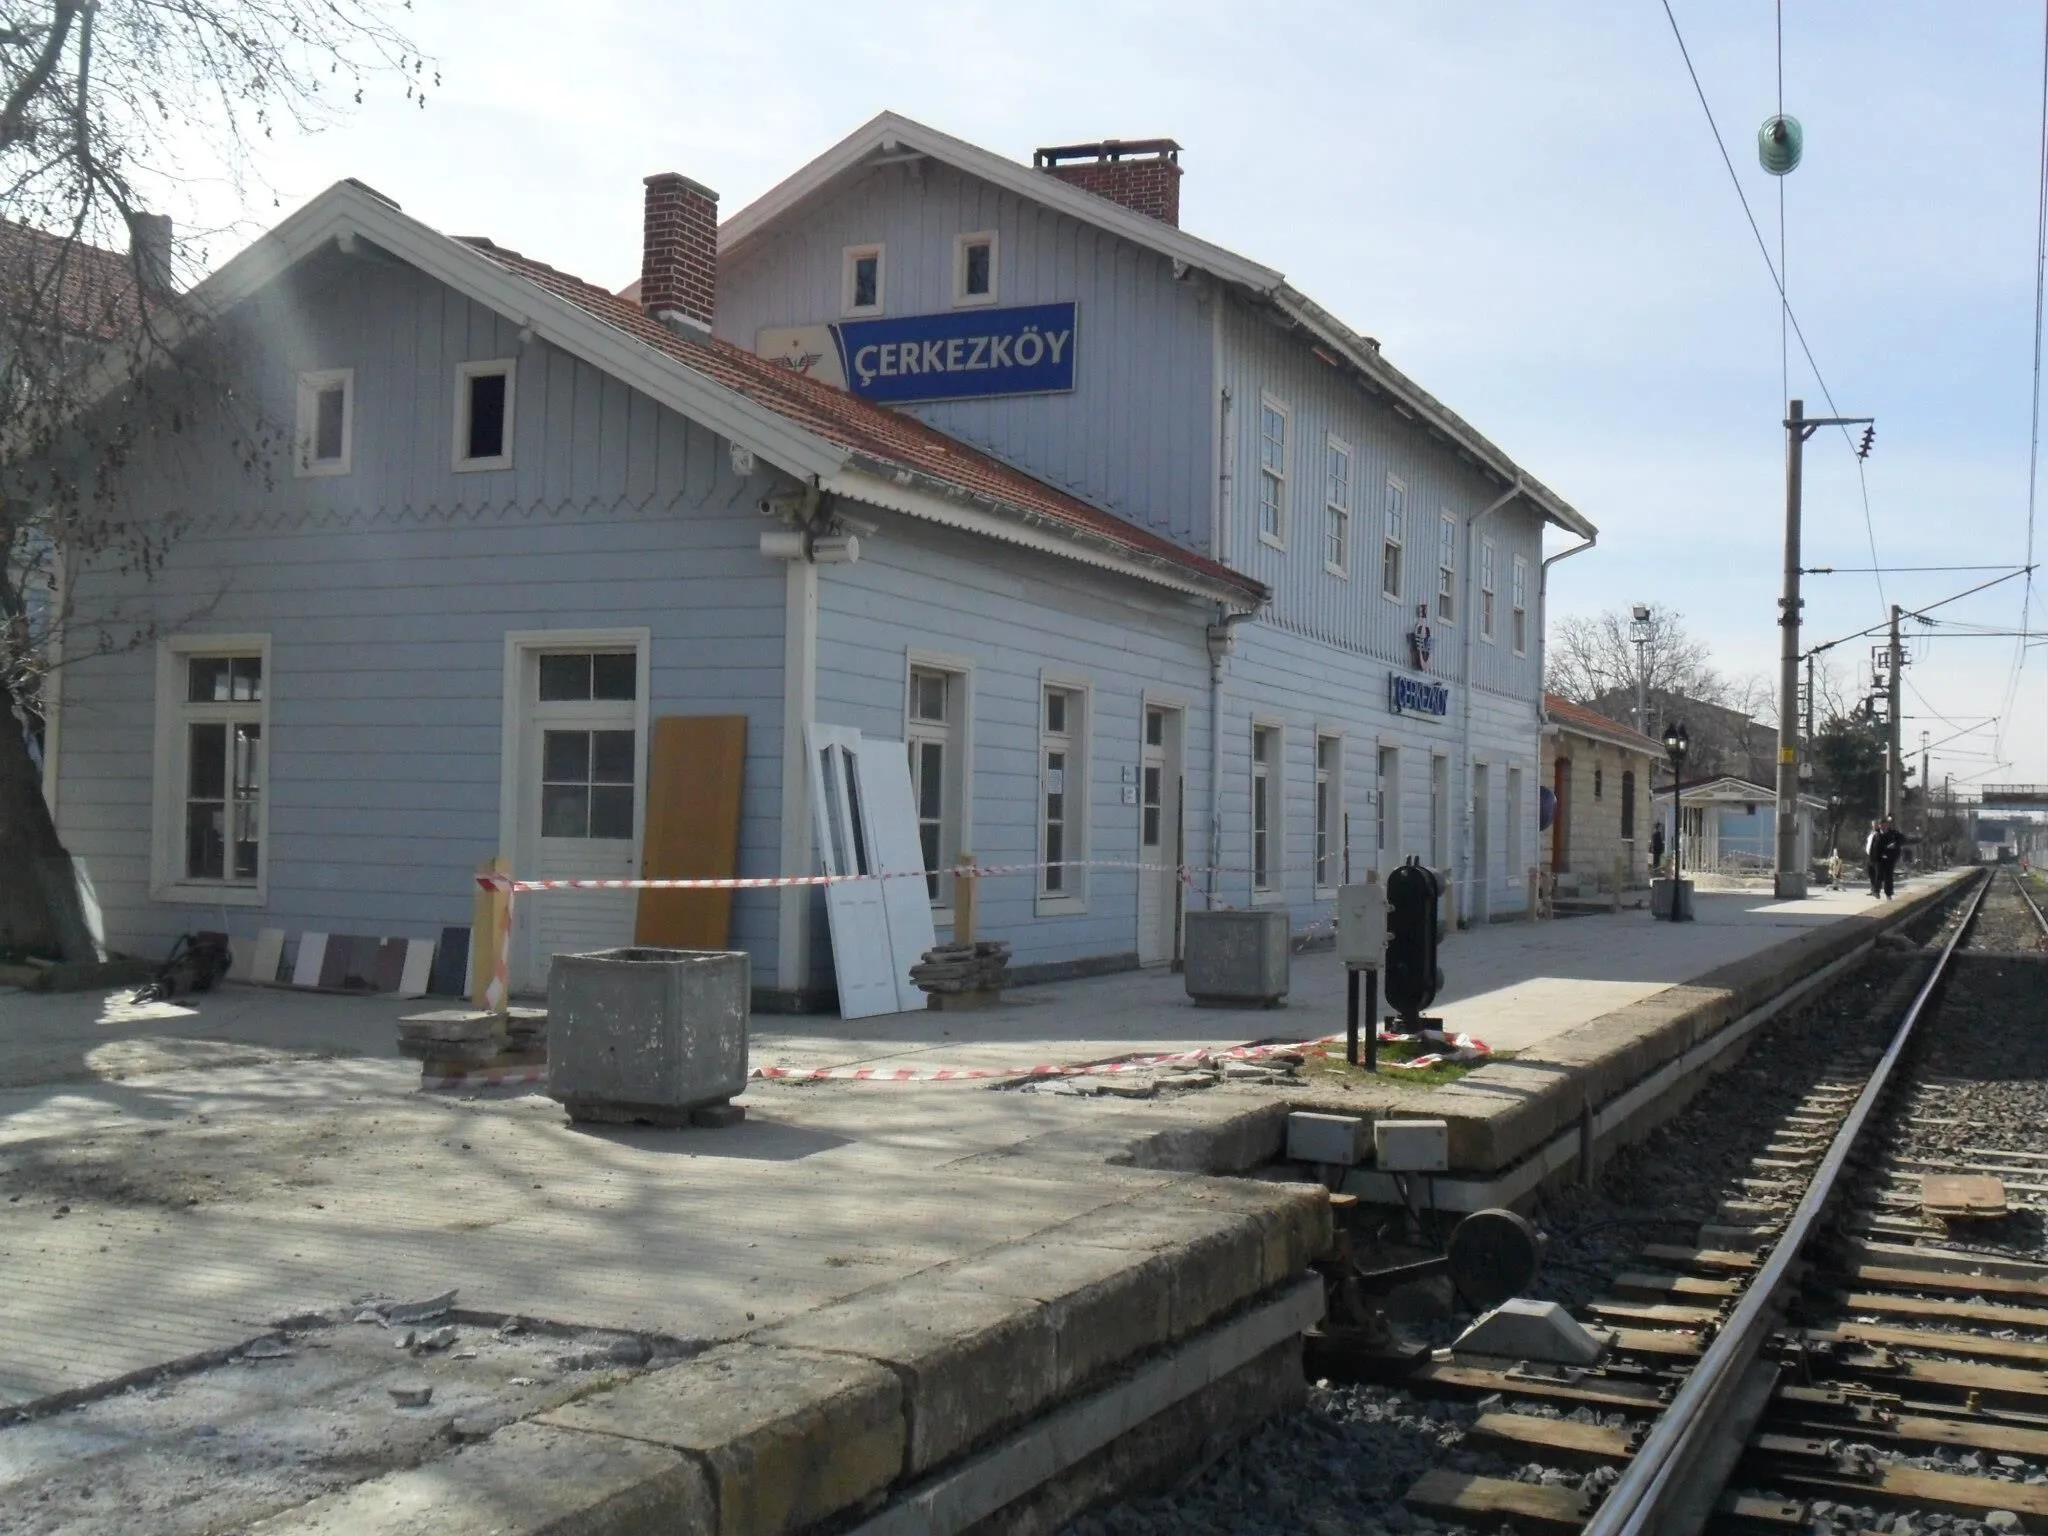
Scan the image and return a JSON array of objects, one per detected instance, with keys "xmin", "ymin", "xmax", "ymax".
[
  {"xmin": 1382, "ymin": 474, "xmax": 1406, "ymax": 601},
  {"xmin": 952, "ymin": 230, "xmax": 999, "ymax": 308},
  {"xmin": 1251, "ymin": 720, "xmax": 1283, "ymax": 902},
  {"xmin": 1430, "ymin": 753, "xmax": 1450, "ymax": 870},
  {"xmin": 1314, "ymin": 731, "xmax": 1343, "ymax": 894},
  {"xmin": 151, "ymin": 632, "xmax": 272, "ymax": 906},
  {"xmin": 295, "ymin": 367, "xmax": 353, "ymax": 477},
  {"xmin": 842, "ymin": 243, "xmax": 886, "ymax": 317},
  {"xmin": 1323, "ymin": 435, "xmax": 1352, "ymax": 578},
  {"xmin": 496, "ymin": 627, "xmax": 653, "ymax": 870},
  {"xmin": 1435, "ymin": 511, "xmax": 1458, "ymax": 624},
  {"xmin": 1511, "ymin": 554, "xmax": 1530, "ymax": 656},
  {"xmin": 1480, "ymin": 536, "xmax": 1497, "ymax": 644},
  {"xmin": 1037, "ymin": 674, "xmax": 1091, "ymax": 915},
  {"xmin": 1256, "ymin": 395, "xmax": 1289, "ymax": 550},
  {"xmin": 452, "ymin": 358, "xmax": 517, "ymax": 473},
  {"xmin": 905, "ymin": 650, "xmax": 974, "ymax": 919}
]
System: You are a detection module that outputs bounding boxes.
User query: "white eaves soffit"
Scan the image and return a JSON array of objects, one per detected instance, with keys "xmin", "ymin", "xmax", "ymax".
[
  {"xmin": 724, "ymin": 112, "xmax": 1596, "ymax": 541},
  {"xmin": 823, "ymin": 463, "xmax": 1263, "ymax": 607}
]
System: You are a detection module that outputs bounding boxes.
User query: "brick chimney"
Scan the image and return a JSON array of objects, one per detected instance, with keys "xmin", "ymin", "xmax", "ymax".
[
  {"xmin": 1033, "ymin": 139, "xmax": 1182, "ymax": 226},
  {"xmin": 640, "ymin": 172, "xmax": 719, "ymax": 333},
  {"xmin": 125, "ymin": 211, "xmax": 174, "ymax": 294}
]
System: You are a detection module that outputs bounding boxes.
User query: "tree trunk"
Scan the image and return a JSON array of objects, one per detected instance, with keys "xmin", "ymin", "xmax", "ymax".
[{"xmin": 0, "ymin": 708, "xmax": 97, "ymax": 961}]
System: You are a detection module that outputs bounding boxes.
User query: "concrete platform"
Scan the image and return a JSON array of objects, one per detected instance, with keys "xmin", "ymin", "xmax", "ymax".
[{"xmin": 0, "ymin": 869, "xmax": 1970, "ymax": 1533}]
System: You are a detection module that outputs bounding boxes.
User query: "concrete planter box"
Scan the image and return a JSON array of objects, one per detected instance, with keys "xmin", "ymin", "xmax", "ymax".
[
  {"xmin": 1184, "ymin": 909, "xmax": 1290, "ymax": 1006},
  {"xmin": 547, "ymin": 947, "xmax": 749, "ymax": 1124},
  {"xmin": 1650, "ymin": 878, "xmax": 1695, "ymax": 922}
]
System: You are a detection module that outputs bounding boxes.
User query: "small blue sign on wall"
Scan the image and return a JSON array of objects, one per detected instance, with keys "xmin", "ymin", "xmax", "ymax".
[{"xmin": 1389, "ymin": 672, "xmax": 1450, "ymax": 717}]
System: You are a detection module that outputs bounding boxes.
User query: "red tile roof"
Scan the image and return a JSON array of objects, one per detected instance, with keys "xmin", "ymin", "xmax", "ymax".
[
  {"xmin": 0, "ymin": 217, "xmax": 141, "ymax": 340},
  {"xmin": 1545, "ymin": 692, "xmax": 1663, "ymax": 755},
  {"xmin": 456, "ymin": 237, "xmax": 1265, "ymax": 603}
]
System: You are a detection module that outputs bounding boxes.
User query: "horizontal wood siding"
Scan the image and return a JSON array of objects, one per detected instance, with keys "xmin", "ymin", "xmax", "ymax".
[
  {"xmin": 1218, "ymin": 624, "xmax": 1542, "ymax": 924},
  {"xmin": 53, "ymin": 252, "xmax": 790, "ymax": 971},
  {"xmin": 812, "ymin": 515, "xmax": 1214, "ymax": 975},
  {"xmin": 718, "ymin": 160, "xmax": 1215, "ymax": 552},
  {"xmin": 1217, "ymin": 295, "xmax": 1547, "ymax": 701}
]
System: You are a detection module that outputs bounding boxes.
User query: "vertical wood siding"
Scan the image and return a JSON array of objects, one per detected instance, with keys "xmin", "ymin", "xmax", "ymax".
[
  {"xmin": 53, "ymin": 252, "xmax": 791, "ymax": 971},
  {"xmin": 717, "ymin": 161, "xmax": 1216, "ymax": 552}
]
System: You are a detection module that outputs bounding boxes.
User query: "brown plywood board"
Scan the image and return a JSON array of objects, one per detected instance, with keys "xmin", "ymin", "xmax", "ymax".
[{"xmin": 635, "ymin": 715, "xmax": 747, "ymax": 951}]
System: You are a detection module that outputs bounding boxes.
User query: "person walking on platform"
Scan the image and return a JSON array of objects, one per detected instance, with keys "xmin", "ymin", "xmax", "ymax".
[
  {"xmin": 1828, "ymin": 846, "xmax": 1844, "ymax": 890},
  {"xmin": 1871, "ymin": 816, "xmax": 1906, "ymax": 899},
  {"xmin": 1650, "ymin": 821, "xmax": 1665, "ymax": 880},
  {"xmin": 1864, "ymin": 819, "xmax": 1883, "ymax": 897}
]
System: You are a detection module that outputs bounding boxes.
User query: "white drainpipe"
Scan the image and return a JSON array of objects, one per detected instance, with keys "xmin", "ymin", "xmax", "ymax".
[
  {"xmin": 1536, "ymin": 529, "xmax": 1599, "ymax": 890},
  {"xmin": 1456, "ymin": 477, "xmax": 1525, "ymax": 925}
]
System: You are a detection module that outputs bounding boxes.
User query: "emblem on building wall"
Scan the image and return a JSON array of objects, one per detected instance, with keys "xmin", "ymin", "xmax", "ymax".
[{"xmin": 1408, "ymin": 605, "xmax": 1434, "ymax": 671}]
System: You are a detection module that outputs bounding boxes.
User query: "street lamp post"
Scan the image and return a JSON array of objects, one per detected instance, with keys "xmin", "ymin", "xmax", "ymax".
[
  {"xmin": 1630, "ymin": 604, "xmax": 1653, "ymax": 737},
  {"xmin": 1659, "ymin": 721, "xmax": 1694, "ymax": 922}
]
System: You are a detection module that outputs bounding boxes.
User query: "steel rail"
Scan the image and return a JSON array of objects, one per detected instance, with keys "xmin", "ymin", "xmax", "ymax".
[
  {"xmin": 2010, "ymin": 867, "xmax": 2048, "ymax": 938},
  {"xmin": 1582, "ymin": 870, "xmax": 1992, "ymax": 1536}
]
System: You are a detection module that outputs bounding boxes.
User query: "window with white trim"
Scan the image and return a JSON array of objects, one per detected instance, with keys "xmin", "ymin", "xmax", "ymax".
[
  {"xmin": 1436, "ymin": 512, "xmax": 1458, "ymax": 623},
  {"xmin": 1480, "ymin": 537, "xmax": 1497, "ymax": 643},
  {"xmin": 1324, "ymin": 437, "xmax": 1351, "ymax": 576},
  {"xmin": 1511, "ymin": 555, "xmax": 1529, "ymax": 655},
  {"xmin": 1252, "ymin": 724, "xmax": 1279, "ymax": 893},
  {"xmin": 454, "ymin": 359, "xmax": 515, "ymax": 471},
  {"xmin": 1506, "ymin": 765, "xmax": 1524, "ymax": 879},
  {"xmin": 907, "ymin": 663, "xmax": 967, "ymax": 907},
  {"xmin": 1257, "ymin": 399, "xmax": 1288, "ymax": 546},
  {"xmin": 295, "ymin": 368, "xmax": 352, "ymax": 476},
  {"xmin": 1040, "ymin": 683, "xmax": 1087, "ymax": 906},
  {"xmin": 153, "ymin": 636, "xmax": 270, "ymax": 903},
  {"xmin": 953, "ymin": 231, "xmax": 998, "ymax": 306},
  {"xmin": 1382, "ymin": 475, "xmax": 1406, "ymax": 599},
  {"xmin": 1315, "ymin": 733, "xmax": 1342, "ymax": 891},
  {"xmin": 843, "ymin": 244, "xmax": 885, "ymax": 316}
]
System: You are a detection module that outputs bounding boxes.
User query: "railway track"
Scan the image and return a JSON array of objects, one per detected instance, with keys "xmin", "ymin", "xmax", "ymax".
[{"xmin": 1389, "ymin": 869, "xmax": 2048, "ymax": 1536}]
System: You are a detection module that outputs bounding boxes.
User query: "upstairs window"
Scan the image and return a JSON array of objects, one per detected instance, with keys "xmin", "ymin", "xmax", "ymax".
[
  {"xmin": 843, "ymin": 244, "xmax": 885, "ymax": 316},
  {"xmin": 295, "ymin": 368, "xmax": 353, "ymax": 477},
  {"xmin": 1511, "ymin": 555, "xmax": 1530, "ymax": 655},
  {"xmin": 1436, "ymin": 512, "xmax": 1458, "ymax": 623},
  {"xmin": 954, "ymin": 231, "xmax": 998, "ymax": 306},
  {"xmin": 1480, "ymin": 537, "xmax": 1497, "ymax": 642},
  {"xmin": 1382, "ymin": 476, "xmax": 1406, "ymax": 599},
  {"xmin": 1258, "ymin": 399, "xmax": 1288, "ymax": 546},
  {"xmin": 1324, "ymin": 437, "xmax": 1352, "ymax": 576},
  {"xmin": 454, "ymin": 360, "xmax": 515, "ymax": 471}
]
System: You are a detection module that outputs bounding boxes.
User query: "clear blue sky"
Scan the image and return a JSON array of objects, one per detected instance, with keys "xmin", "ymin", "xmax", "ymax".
[{"xmin": 177, "ymin": 1, "xmax": 2048, "ymax": 794}]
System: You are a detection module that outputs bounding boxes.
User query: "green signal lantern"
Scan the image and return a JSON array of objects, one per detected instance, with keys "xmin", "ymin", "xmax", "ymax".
[{"xmin": 1758, "ymin": 115, "xmax": 1803, "ymax": 176}]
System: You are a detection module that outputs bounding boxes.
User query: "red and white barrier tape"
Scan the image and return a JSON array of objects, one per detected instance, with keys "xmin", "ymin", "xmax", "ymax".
[{"xmin": 749, "ymin": 1028, "xmax": 1490, "ymax": 1083}]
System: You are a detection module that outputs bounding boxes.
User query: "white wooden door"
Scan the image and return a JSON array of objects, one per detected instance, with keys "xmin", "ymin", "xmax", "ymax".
[
  {"xmin": 1137, "ymin": 706, "xmax": 1181, "ymax": 965},
  {"xmin": 855, "ymin": 739, "xmax": 937, "ymax": 1013},
  {"xmin": 514, "ymin": 650, "xmax": 641, "ymax": 991}
]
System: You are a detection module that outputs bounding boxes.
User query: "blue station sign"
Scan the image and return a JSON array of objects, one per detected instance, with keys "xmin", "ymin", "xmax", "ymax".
[
  {"xmin": 1388, "ymin": 672, "xmax": 1450, "ymax": 717},
  {"xmin": 757, "ymin": 303, "xmax": 1079, "ymax": 405}
]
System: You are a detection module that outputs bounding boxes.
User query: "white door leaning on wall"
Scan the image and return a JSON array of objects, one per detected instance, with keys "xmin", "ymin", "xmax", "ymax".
[
  {"xmin": 805, "ymin": 723, "xmax": 937, "ymax": 1019},
  {"xmin": 514, "ymin": 649, "xmax": 642, "ymax": 992}
]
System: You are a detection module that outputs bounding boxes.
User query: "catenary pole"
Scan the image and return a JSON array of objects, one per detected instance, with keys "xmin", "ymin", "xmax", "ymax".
[
  {"xmin": 1775, "ymin": 399, "xmax": 1808, "ymax": 897},
  {"xmin": 1886, "ymin": 604, "xmax": 1904, "ymax": 819}
]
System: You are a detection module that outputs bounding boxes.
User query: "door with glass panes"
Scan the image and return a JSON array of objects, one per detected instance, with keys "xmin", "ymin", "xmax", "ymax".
[{"xmin": 514, "ymin": 648, "xmax": 641, "ymax": 991}]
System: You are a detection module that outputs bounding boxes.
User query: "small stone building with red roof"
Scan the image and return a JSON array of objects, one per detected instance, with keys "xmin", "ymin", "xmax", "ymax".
[{"xmin": 1541, "ymin": 693, "xmax": 1662, "ymax": 894}]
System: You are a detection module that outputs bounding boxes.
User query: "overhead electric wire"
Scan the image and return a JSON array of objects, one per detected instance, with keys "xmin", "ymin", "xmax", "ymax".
[
  {"xmin": 1995, "ymin": 0, "xmax": 2048, "ymax": 766},
  {"xmin": 1657, "ymin": 0, "xmax": 1888, "ymax": 617}
]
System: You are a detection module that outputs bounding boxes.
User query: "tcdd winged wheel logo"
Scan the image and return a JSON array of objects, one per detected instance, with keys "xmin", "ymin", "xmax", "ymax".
[{"xmin": 1408, "ymin": 610, "xmax": 1434, "ymax": 671}]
